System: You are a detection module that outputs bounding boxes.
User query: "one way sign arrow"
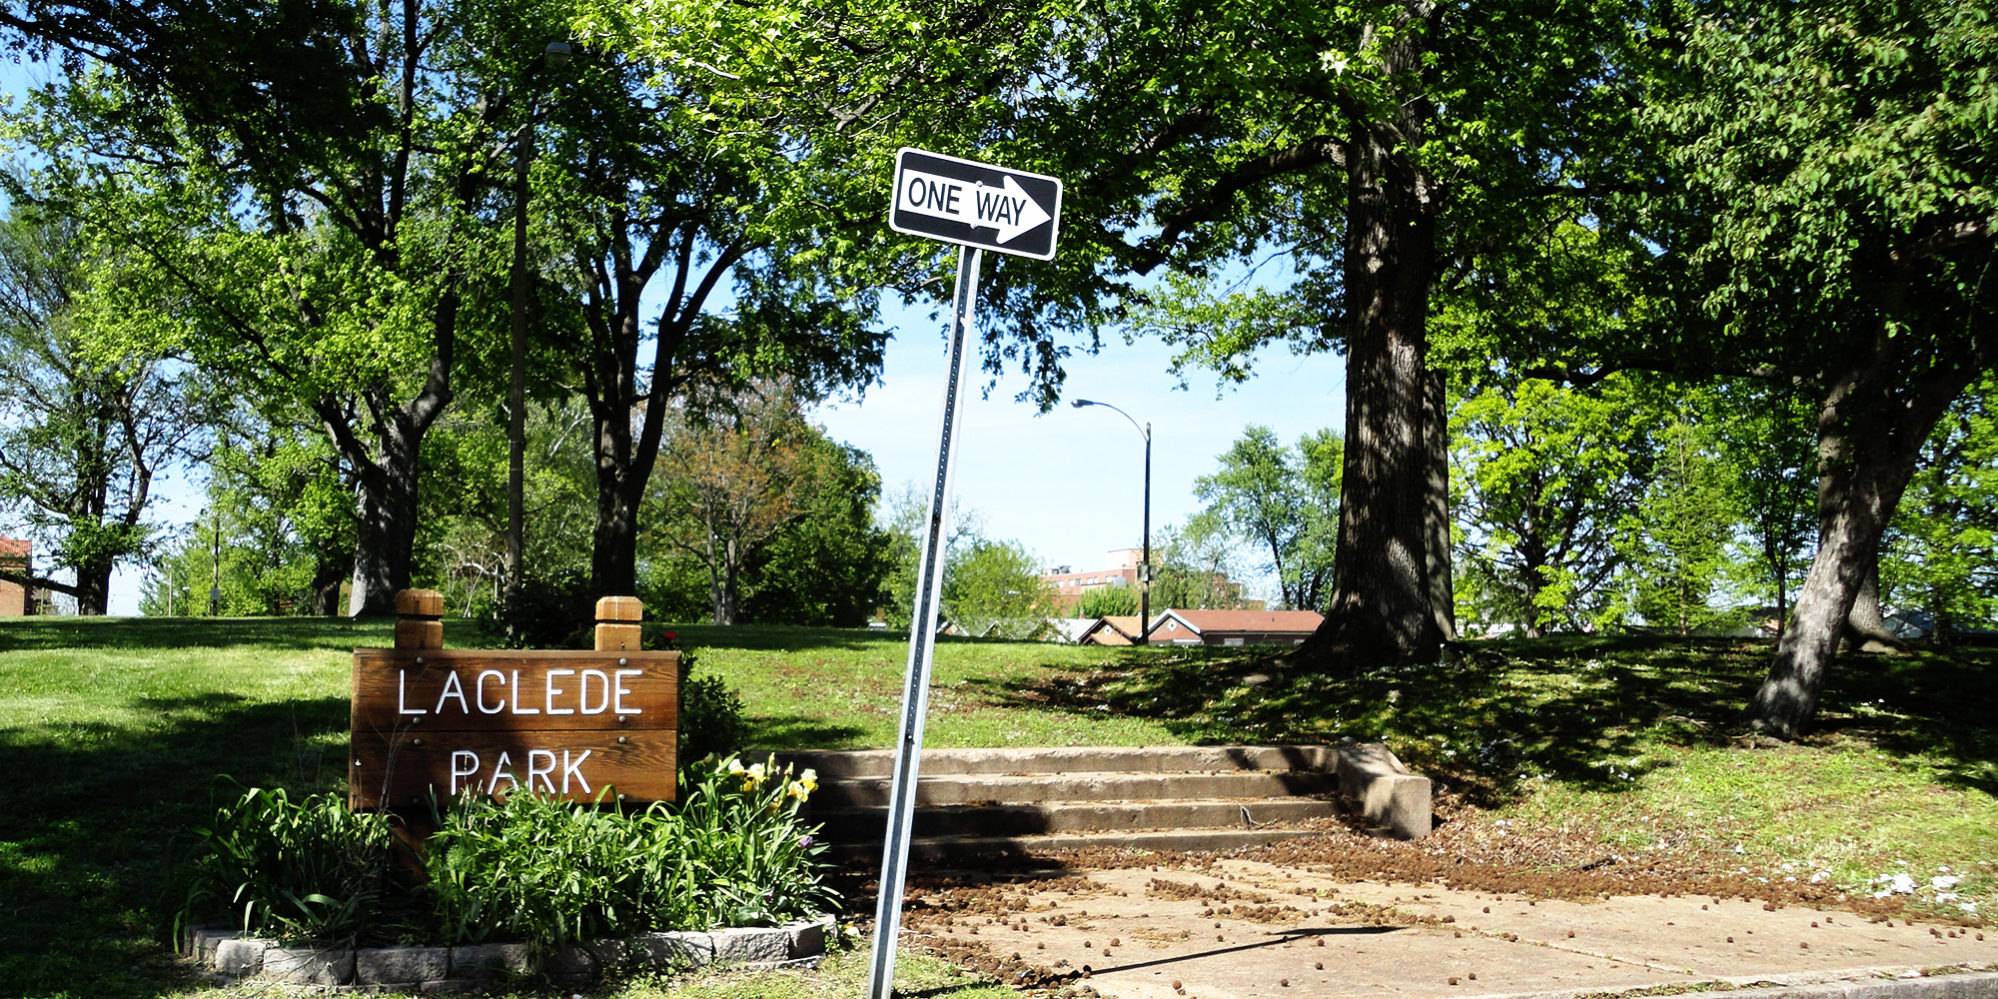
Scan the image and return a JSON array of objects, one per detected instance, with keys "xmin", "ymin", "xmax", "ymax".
[{"xmin": 890, "ymin": 148, "xmax": 1062, "ymax": 260}]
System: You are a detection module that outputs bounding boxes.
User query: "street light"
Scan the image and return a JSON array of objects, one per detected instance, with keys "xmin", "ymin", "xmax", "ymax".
[
  {"xmin": 506, "ymin": 40, "xmax": 573, "ymax": 629},
  {"xmin": 1072, "ymin": 398, "xmax": 1151, "ymax": 644}
]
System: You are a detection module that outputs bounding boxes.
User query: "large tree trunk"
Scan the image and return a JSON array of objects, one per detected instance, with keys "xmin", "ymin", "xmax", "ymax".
[
  {"xmin": 334, "ymin": 388, "xmax": 446, "ymax": 617},
  {"xmin": 75, "ymin": 558, "xmax": 111, "ymax": 616},
  {"xmin": 592, "ymin": 467, "xmax": 642, "ymax": 599},
  {"xmin": 1300, "ymin": 114, "xmax": 1446, "ymax": 669},
  {"xmin": 346, "ymin": 441, "xmax": 421, "ymax": 617},
  {"xmin": 1748, "ymin": 343, "xmax": 1974, "ymax": 737},
  {"xmin": 1841, "ymin": 562, "xmax": 1904, "ymax": 651},
  {"xmin": 1424, "ymin": 367, "xmax": 1457, "ymax": 643}
]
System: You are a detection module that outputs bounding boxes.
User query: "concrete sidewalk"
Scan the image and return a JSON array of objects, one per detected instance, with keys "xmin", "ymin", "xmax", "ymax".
[{"xmin": 900, "ymin": 859, "xmax": 1998, "ymax": 999}]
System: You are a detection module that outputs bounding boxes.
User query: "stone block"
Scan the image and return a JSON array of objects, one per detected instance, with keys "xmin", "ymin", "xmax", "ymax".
[
  {"xmin": 709, "ymin": 925, "xmax": 791, "ymax": 964},
  {"xmin": 785, "ymin": 916, "xmax": 830, "ymax": 959},
  {"xmin": 632, "ymin": 930, "xmax": 715, "ymax": 970},
  {"xmin": 1334, "ymin": 742, "xmax": 1432, "ymax": 840},
  {"xmin": 263, "ymin": 945, "xmax": 355, "ymax": 985},
  {"xmin": 449, "ymin": 942, "xmax": 528, "ymax": 980},
  {"xmin": 212, "ymin": 936, "xmax": 267, "ymax": 978},
  {"xmin": 355, "ymin": 945, "xmax": 450, "ymax": 985}
]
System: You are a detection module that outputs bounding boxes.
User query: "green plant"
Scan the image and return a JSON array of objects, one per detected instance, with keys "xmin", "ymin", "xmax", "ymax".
[
  {"xmin": 680, "ymin": 668, "xmax": 750, "ymax": 765},
  {"xmin": 677, "ymin": 756, "xmax": 838, "ymax": 927},
  {"xmin": 185, "ymin": 785, "xmax": 403, "ymax": 944}
]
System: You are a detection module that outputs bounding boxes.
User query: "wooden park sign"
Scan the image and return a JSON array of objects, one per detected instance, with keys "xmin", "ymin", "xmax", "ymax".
[{"xmin": 349, "ymin": 590, "xmax": 680, "ymax": 810}]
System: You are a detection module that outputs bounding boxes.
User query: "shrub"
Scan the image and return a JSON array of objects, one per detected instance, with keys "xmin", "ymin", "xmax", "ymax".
[{"xmin": 679, "ymin": 668, "xmax": 750, "ymax": 765}]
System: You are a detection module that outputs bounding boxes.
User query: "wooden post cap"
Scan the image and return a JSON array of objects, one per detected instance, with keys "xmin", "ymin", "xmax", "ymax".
[
  {"xmin": 395, "ymin": 589, "xmax": 445, "ymax": 617},
  {"xmin": 594, "ymin": 595, "xmax": 643, "ymax": 651},
  {"xmin": 393, "ymin": 589, "xmax": 444, "ymax": 649},
  {"xmin": 595, "ymin": 596, "xmax": 643, "ymax": 622}
]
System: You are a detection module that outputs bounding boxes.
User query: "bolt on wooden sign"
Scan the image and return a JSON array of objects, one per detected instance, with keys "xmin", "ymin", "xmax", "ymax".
[{"xmin": 349, "ymin": 591, "xmax": 679, "ymax": 810}]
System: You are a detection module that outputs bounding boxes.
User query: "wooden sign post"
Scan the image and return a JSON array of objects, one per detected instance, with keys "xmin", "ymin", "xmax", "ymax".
[{"xmin": 349, "ymin": 591, "xmax": 680, "ymax": 811}]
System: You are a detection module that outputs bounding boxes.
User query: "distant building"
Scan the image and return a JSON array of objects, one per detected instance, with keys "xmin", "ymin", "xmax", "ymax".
[
  {"xmin": 1043, "ymin": 548, "xmax": 1246, "ymax": 613},
  {"xmin": 0, "ymin": 538, "xmax": 30, "ymax": 617},
  {"xmin": 1146, "ymin": 608, "xmax": 1324, "ymax": 647}
]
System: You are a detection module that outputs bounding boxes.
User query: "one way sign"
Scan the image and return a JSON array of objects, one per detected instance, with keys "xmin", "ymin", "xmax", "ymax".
[{"xmin": 890, "ymin": 148, "xmax": 1062, "ymax": 260}]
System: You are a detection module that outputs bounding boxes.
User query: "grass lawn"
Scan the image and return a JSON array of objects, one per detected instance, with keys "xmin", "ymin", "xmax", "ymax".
[{"xmin": 0, "ymin": 615, "xmax": 1992, "ymax": 998}]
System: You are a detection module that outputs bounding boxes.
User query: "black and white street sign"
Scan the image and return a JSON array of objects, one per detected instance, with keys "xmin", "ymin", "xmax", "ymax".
[{"xmin": 891, "ymin": 147, "xmax": 1062, "ymax": 260}]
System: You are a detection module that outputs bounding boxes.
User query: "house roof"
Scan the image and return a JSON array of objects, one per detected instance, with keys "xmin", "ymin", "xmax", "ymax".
[
  {"xmin": 1078, "ymin": 616, "xmax": 1143, "ymax": 643},
  {"xmin": 1149, "ymin": 608, "xmax": 1324, "ymax": 636}
]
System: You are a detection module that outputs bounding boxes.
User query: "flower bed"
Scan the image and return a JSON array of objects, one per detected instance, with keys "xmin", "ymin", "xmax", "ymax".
[{"xmin": 180, "ymin": 756, "xmax": 833, "ymax": 977}]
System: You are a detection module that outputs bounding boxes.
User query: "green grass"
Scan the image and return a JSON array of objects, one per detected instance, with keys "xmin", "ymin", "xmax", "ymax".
[{"xmin": 2, "ymin": 616, "xmax": 1993, "ymax": 998}]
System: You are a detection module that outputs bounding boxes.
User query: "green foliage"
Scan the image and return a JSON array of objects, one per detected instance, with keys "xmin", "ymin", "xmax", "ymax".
[
  {"xmin": 1192, "ymin": 425, "xmax": 1340, "ymax": 611},
  {"xmin": 1710, "ymin": 381, "xmax": 1818, "ymax": 623},
  {"xmin": 942, "ymin": 538, "xmax": 1055, "ymax": 637},
  {"xmin": 738, "ymin": 439, "xmax": 893, "ymax": 628},
  {"xmin": 1077, "ymin": 585, "xmax": 1139, "ymax": 618},
  {"xmin": 184, "ymin": 760, "xmax": 836, "ymax": 959},
  {"xmin": 1451, "ymin": 375, "xmax": 1656, "ymax": 636},
  {"xmin": 647, "ymin": 385, "xmax": 872, "ymax": 625},
  {"xmin": 1883, "ymin": 377, "xmax": 1998, "ymax": 638},
  {"xmin": 1617, "ymin": 412, "xmax": 1745, "ymax": 637},
  {"xmin": 485, "ymin": 566, "xmax": 598, "ymax": 649},
  {"xmin": 0, "ymin": 204, "xmax": 198, "ymax": 613},
  {"xmin": 186, "ymin": 785, "xmax": 403, "ymax": 944}
]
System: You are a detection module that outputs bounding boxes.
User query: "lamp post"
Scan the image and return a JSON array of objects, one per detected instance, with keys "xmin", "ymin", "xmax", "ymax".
[
  {"xmin": 506, "ymin": 40, "xmax": 572, "ymax": 628},
  {"xmin": 1072, "ymin": 398, "xmax": 1151, "ymax": 644}
]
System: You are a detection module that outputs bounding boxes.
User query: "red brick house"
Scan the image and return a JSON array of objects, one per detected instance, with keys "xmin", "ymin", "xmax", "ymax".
[
  {"xmin": 1076, "ymin": 615, "xmax": 1144, "ymax": 646},
  {"xmin": 1146, "ymin": 608, "xmax": 1324, "ymax": 647},
  {"xmin": 0, "ymin": 538, "xmax": 30, "ymax": 617}
]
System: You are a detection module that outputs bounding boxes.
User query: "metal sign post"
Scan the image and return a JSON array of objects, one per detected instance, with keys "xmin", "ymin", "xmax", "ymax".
[
  {"xmin": 866, "ymin": 148, "xmax": 1060, "ymax": 999},
  {"xmin": 865, "ymin": 245, "xmax": 980, "ymax": 999}
]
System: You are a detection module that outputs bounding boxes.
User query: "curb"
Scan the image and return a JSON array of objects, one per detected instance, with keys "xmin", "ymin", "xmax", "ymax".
[
  {"xmin": 1471, "ymin": 968, "xmax": 1998, "ymax": 999},
  {"xmin": 184, "ymin": 915, "xmax": 831, "ymax": 992}
]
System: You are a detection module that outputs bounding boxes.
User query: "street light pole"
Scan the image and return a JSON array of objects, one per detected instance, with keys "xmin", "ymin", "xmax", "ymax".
[{"xmin": 1072, "ymin": 398, "xmax": 1152, "ymax": 644}]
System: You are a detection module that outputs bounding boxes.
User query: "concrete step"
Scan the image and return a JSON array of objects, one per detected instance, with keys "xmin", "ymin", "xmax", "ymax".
[
  {"xmin": 829, "ymin": 827, "xmax": 1334, "ymax": 863},
  {"xmin": 812, "ymin": 797, "xmax": 1342, "ymax": 840},
  {"xmin": 808, "ymin": 770, "xmax": 1340, "ymax": 809},
  {"xmin": 769, "ymin": 745, "xmax": 1338, "ymax": 779},
  {"xmin": 771, "ymin": 743, "xmax": 1429, "ymax": 861}
]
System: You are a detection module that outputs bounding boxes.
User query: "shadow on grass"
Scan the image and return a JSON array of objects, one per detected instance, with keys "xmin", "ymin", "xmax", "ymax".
[
  {"xmin": 967, "ymin": 637, "xmax": 1998, "ymax": 808},
  {"xmin": 0, "ymin": 692, "xmax": 352, "ymax": 999},
  {"xmin": 0, "ymin": 614, "xmax": 396, "ymax": 653},
  {"xmin": 745, "ymin": 714, "xmax": 871, "ymax": 752},
  {"xmin": 1815, "ymin": 646, "xmax": 1998, "ymax": 797}
]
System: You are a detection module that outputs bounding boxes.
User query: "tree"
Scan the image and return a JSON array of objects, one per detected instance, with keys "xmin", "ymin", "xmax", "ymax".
[
  {"xmin": 645, "ymin": 383, "xmax": 836, "ymax": 625},
  {"xmin": 1647, "ymin": 0, "xmax": 1997, "ymax": 736},
  {"xmin": 1881, "ymin": 377, "xmax": 1998, "ymax": 642},
  {"xmin": 1148, "ymin": 523, "xmax": 1251, "ymax": 613},
  {"xmin": 980, "ymin": 0, "xmax": 1652, "ymax": 667},
  {"xmin": 0, "ymin": 206, "xmax": 201, "ymax": 613},
  {"xmin": 1619, "ymin": 412, "xmax": 1741, "ymax": 636},
  {"xmin": 1711, "ymin": 380, "xmax": 1817, "ymax": 638},
  {"xmin": 739, "ymin": 438, "xmax": 893, "ymax": 628},
  {"xmin": 1450, "ymin": 374, "xmax": 1653, "ymax": 637},
  {"xmin": 941, "ymin": 538, "xmax": 1054, "ymax": 638},
  {"xmin": 7, "ymin": 0, "xmax": 584, "ymax": 616},
  {"xmin": 524, "ymin": 18, "xmax": 888, "ymax": 599},
  {"xmin": 1192, "ymin": 426, "xmax": 1340, "ymax": 611}
]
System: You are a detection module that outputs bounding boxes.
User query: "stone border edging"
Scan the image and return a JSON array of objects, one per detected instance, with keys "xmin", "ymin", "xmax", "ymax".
[
  {"xmin": 184, "ymin": 915, "xmax": 831, "ymax": 992},
  {"xmin": 1480, "ymin": 968, "xmax": 1998, "ymax": 999}
]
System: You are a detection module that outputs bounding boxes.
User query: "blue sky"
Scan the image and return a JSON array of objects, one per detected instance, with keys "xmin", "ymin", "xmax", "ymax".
[{"xmin": 812, "ymin": 286, "xmax": 1346, "ymax": 602}]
